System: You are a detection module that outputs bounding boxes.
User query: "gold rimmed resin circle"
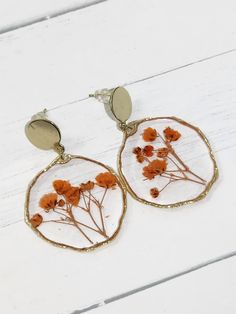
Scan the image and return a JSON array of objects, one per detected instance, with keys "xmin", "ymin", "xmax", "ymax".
[
  {"xmin": 118, "ymin": 117, "xmax": 218, "ymax": 208},
  {"xmin": 25, "ymin": 155, "xmax": 126, "ymax": 251}
]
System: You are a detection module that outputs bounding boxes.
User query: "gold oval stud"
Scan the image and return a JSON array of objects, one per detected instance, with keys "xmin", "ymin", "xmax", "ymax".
[
  {"xmin": 110, "ymin": 87, "xmax": 132, "ymax": 123},
  {"xmin": 25, "ymin": 119, "xmax": 61, "ymax": 150}
]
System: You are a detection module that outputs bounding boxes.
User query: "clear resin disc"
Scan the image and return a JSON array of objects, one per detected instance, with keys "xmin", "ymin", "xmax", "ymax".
[
  {"xmin": 25, "ymin": 156, "xmax": 126, "ymax": 251},
  {"xmin": 118, "ymin": 117, "xmax": 218, "ymax": 208}
]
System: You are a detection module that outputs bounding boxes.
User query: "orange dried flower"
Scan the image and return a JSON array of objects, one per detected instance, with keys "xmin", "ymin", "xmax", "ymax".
[
  {"xmin": 143, "ymin": 159, "xmax": 167, "ymax": 180},
  {"xmin": 80, "ymin": 181, "xmax": 95, "ymax": 192},
  {"xmin": 65, "ymin": 187, "xmax": 80, "ymax": 206},
  {"xmin": 133, "ymin": 147, "xmax": 142, "ymax": 155},
  {"xmin": 30, "ymin": 213, "xmax": 43, "ymax": 228},
  {"xmin": 164, "ymin": 127, "xmax": 181, "ymax": 142},
  {"xmin": 142, "ymin": 127, "xmax": 158, "ymax": 142},
  {"xmin": 39, "ymin": 193, "xmax": 58, "ymax": 212},
  {"xmin": 150, "ymin": 188, "xmax": 159, "ymax": 198},
  {"xmin": 53, "ymin": 180, "xmax": 71, "ymax": 195},
  {"xmin": 58, "ymin": 199, "xmax": 65, "ymax": 207},
  {"xmin": 143, "ymin": 167, "xmax": 156, "ymax": 180},
  {"xmin": 136, "ymin": 155, "xmax": 145, "ymax": 163},
  {"xmin": 143, "ymin": 145, "xmax": 154, "ymax": 157},
  {"xmin": 157, "ymin": 147, "xmax": 169, "ymax": 158},
  {"xmin": 96, "ymin": 172, "xmax": 117, "ymax": 189}
]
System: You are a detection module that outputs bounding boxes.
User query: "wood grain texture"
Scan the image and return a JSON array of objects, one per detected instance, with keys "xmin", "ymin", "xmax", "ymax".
[
  {"xmin": 0, "ymin": 0, "xmax": 236, "ymax": 313},
  {"xmin": 0, "ymin": 0, "xmax": 106, "ymax": 34}
]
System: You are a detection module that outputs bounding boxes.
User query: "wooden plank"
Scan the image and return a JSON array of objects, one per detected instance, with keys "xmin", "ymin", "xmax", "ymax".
[
  {"xmin": 0, "ymin": 0, "xmax": 105, "ymax": 34},
  {"xmin": 88, "ymin": 256, "xmax": 236, "ymax": 314},
  {"xmin": 1, "ymin": 49, "xmax": 236, "ymax": 227},
  {"xmin": 0, "ymin": 0, "xmax": 236, "ymax": 126}
]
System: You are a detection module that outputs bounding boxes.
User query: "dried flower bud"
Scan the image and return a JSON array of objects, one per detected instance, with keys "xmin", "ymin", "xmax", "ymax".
[{"xmin": 150, "ymin": 188, "xmax": 159, "ymax": 198}]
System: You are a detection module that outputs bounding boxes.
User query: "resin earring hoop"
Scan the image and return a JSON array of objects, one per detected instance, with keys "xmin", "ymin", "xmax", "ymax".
[
  {"xmin": 89, "ymin": 87, "xmax": 218, "ymax": 208},
  {"xmin": 24, "ymin": 109, "xmax": 126, "ymax": 251}
]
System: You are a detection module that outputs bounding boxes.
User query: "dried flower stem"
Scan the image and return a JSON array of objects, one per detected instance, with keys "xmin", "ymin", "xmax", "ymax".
[
  {"xmin": 159, "ymin": 179, "xmax": 173, "ymax": 193},
  {"xmin": 98, "ymin": 188, "xmax": 107, "ymax": 233},
  {"xmin": 80, "ymin": 191, "xmax": 106, "ymax": 236},
  {"xmin": 44, "ymin": 219, "xmax": 105, "ymax": 235},
  {"xmin": 159, "ymin": 134, "xmax": 206, "ymax": 183},
  {"xmin": 67, "ymin": 204, "xmax": 93, "ymax": 244}
]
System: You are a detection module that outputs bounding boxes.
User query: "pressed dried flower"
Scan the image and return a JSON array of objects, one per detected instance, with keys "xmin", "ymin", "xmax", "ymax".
[
  {"xmin": 58, "ymin": 199, "xmax": 65, "ymax": 207},
  {"xmin": 157, "ymin": 147, "xmax": 169, "ymax": 158},
  {"xmin": 133, "ymin": 147, "xmax": 142, "ymax": 155},
  {"xmin": 142, "ymin": 127, "xmax": 158, "ymax": 142},
  {"xmin": 136, "ymin": 154, "xmax": 145, "ymax": 163},
  {"xmin": 39, "ymin": 193, "xmax": 58, "ymax": 212},
  {"xmin": 143, "ymin": 159, "xmax": 167, "ymax": 180},
  {"xmin": 164, "ymin": 127, "xmax": 181, "ymax": 142},
  {"xmin": 30, "ymin": 213, "xmax": 43, "ymax": 228},
  {"xmin": 53, "ymin": 180, "xmax": 71, "ymax": 195},
  {"xmin": 143, "ymin": 145, "xmax": 154, "ymax": 157},
  {"xmin": 143, "ymin": 167, "xmax": 156, "ymax": 180},
  {"xmin": 65, "ymin": 187, "xmax": 80, "ymax": 206},
  {"xmin": 96, "ymin": 172, "xmax": 117, "ymax": 189},
  {"xmin": 150, "ymin": 187, "xmax": 159, "ymax": 198},
  {"xmin": 80, "ymin": 181, "xmax": 95, "ymax": 192}
]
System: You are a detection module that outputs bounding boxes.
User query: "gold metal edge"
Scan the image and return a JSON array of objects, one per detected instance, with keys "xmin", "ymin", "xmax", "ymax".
[
  {"xmin": 117, "ymin": 116, "xmax": 219, "ymax": 209},
  {"xmin": 24, "ymin": 154, "xmax": 127, "ymax": 252}
]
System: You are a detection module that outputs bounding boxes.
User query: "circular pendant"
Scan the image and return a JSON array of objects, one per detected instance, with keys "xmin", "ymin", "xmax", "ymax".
[
  {"xmin": 25, "ymin": 155, "xmax": 126, "ymax": 251},
  {"xmin": 118, "ymin": 117, "xmax": 218, "ymax": 208}
]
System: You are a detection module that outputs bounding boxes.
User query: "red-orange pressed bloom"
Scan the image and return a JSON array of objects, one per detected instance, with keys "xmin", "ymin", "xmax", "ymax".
[
  {"xmin": 133, "ymin": 147, "xmax": 142, "ymax": 155},
  {"xmin": 80, "ymin": 181, "xmax": 95, "ymax": 192},
  {"xmin": 30, "ymin": 213, "xmax": 43, "ymax": 228},
  {"xmin": 39, "ymin": 193, "xmax": 58, "ymax": 212},
  {"xmin": 136, "ymin": 154, "xmax": 145, "ymax": 163},
  {"xmin": 96, "ymin": 172, "xmax": 117, "ymax": 189},
  {"xmin": 133, "ymin": 147, "xmax": 145, "ymax": 163},
  {"xmin": 142, "ymin": 127, "xmax": 158, "ymax": 142},
  {"xmin": 58, "ymin": 199, "xmax": 65, "ymax": 207},
  {"xmin": 65, "ymin": 187, "xmax": 80, "ymax": 206},
  {"xmin": 163, "ymin": 127, "xmax": 181, "ymax": 142},
  {"xmin": 143, "ymin": 145, "xmax": 154, "ymax": 157},
  {"xmin": 53, "ymin": 180, "xmax": 71, "ymax": 195},
  {"xmin": 157, "ymin": 147, "xmax": 169, "ymax": 158},
  {"xmin": 150, "ymin": 187, "xmax": 159, "ymax": 198},
  {"xmin": 143, "ymin": 159, "xmax": 167, "ymax": 180}
]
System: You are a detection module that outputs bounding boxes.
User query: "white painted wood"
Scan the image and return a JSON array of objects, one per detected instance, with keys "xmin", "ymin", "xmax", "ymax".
[
  {"xmin": 0, "ymin": 0, "xmax": 236, "ymax": 126},
  {"xmin": 0, "ymin": 0, "xmax": 103, "ymax": 33},
  {"xmin": 91, "ymin": 256, "xmax": 236, "ymax": 314},
  {"xmin": 1, "ymin": 51, "xmax": 236, "ymax": 313},
  {"xmin": 1, "ymin": 0, "xmax": 236, "ymax": 313}
]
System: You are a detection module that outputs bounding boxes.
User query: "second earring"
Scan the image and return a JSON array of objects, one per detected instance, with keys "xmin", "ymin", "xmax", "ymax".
[{"xmin": 90, "ymin": 87, "xmax": 218, "ymax": 208}]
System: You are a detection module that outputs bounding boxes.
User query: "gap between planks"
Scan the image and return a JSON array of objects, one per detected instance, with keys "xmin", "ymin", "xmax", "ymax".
[
  {"xmin": 71, "ymin": 250, "xmax": 236, "ymax": 313},
  {"xmin": 44, "ymin": 47, "xmax": 236, "ymax": 112},
  {"xmin": 2, "ymin": 47, "xmax": 236, "ymax": 128},
  {"xmin": 0, "ymin": 0, "xmax": 108, "ymax": 35},
  {"xmin": 0, "ymin": 46, "xmax": 235, "ymax": 229}
]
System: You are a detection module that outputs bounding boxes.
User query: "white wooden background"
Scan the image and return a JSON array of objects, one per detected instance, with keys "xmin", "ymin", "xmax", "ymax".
[{"xmin": 1, "ymin": 0, "xmax": 236, "ymax": 313}]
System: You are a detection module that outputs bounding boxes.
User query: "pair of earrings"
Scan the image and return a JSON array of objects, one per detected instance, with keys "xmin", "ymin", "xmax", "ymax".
[{"xmin": 25, "ymin": 87, "xmax": 218, "ymax": 251}]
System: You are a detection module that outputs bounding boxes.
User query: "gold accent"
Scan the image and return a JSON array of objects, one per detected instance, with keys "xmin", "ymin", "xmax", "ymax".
[
  {"xmin": 117, "ymin": 116, "xmax": 219, "ymax": 208},
  {"xmin": 110, "ymin": 87, "xmax": 132, "ymax": 123},
  {"xmin": 25, "ymin": 155, "xmax": 127, "ymax": 252},
  {"xmin": 90, "ymin": 87, "xmax": 132, "ymax": 124},
  {"xmin": 25, "ymin": 110, "xmax": 61, "ymax": 151}
]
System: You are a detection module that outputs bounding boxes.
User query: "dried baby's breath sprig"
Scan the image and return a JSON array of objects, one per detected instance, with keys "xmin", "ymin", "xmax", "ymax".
[{"xmin": 133, "ymin": 126, "xmax": 206, "ymax": 199}]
